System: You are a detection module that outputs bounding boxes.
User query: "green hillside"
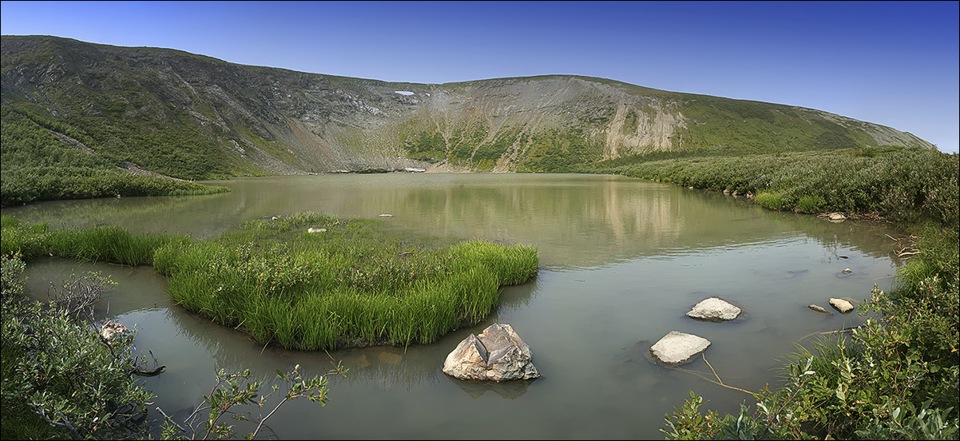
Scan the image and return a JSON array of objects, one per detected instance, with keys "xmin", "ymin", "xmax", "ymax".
[{"xmin": 0, "ymin": 35, "xmax": 937, "ymax": 205}]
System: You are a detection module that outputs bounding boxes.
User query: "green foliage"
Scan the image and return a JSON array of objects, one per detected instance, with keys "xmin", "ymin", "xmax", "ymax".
[
  {"xmin": 159, "ymin": 363, "xmax": 346, "ymax": 440},
  {"xmin": 156, "ymin": 212, "xmax": 539, "ymax": 350},
  {"xmin": 517, "ymin": 127, "xmax": 604, "ymax": 172},
  {"xmin": 796, "ymin": 195, "xmax": 826, "ymax": 214},
  {"xmin": 1, "ymin": 253, "xmax": 153, "ymax": 439},
  {"xmin": 663, "ymin": 225, "xmax": 959, "ymax": 440},
  {"xmin": 754, "ymin": 191, "xmax": 788, "ymax": 211},
  {"xmin": 3, "ymin": 243, "xmax": 347, "ymax": 440},
  {"xmin": 591, "ymin": 146, "xmax": 958, "ymax": 227},
  {"xmin": 1, "ymin": 217, "xmax": 185, "ymax": 265},
  {"xmin": 3, "ymin": 212, "xmax": 539, "ymax": 351},
  {"xmin": 672, "ymin": 95, "xmax": 873, "ymax": 152},
  {"xmin": 1, "ymin": 106, "xmax": 230, "ymax": 206}
]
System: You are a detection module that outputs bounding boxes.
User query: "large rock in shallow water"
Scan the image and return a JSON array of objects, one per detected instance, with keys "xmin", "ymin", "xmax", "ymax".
[
  {"xmin": 443, "ymin": 323, "xmax": 540, "ymax": 381},
  {"xmin": 650, "ymin": 331, "xmax": 711, "ymax": 365},
  {"xmin": 829, "ymin": 298, "xmax": 855, "ymax": 313},
  {"xmin": 686, "ymin": 297, "xmax": 741, "ymax": 321}
]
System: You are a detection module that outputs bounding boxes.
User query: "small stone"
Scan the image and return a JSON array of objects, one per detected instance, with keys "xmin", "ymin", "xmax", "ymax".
[
  {"xmin": 808, "ymin": 304, "xmax": 832, "ymax": 315},
  {"xmin": 828, "ymin": 212, "xmax": 846, "ymax": 221},
  {"xmin": 650, "ymin": 331, "xmax": 711, "ymax": 365},
  {"xmin": 829, "ymin": 298, "xmax": 854, "ymax": 313}
]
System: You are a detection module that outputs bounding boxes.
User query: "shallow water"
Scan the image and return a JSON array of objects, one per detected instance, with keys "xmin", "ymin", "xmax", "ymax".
[{"xmin": 6, "ymin": 173, "xmax": 901, "ymax": 439}]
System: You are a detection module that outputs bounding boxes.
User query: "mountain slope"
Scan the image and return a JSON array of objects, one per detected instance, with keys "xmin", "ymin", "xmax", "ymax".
[{"xmin": 1, "ymin": 35, "xmax": 935, "ymax": 179}]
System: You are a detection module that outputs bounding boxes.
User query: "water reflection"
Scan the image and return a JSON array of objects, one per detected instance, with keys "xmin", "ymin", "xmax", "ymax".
[
  {"xmin": 447, "ymin": 375, "xmax": 532, "ymax": 399},
  {"xmin": 1, "ymin": 174, "xmax": 904, "ymax": 268}
]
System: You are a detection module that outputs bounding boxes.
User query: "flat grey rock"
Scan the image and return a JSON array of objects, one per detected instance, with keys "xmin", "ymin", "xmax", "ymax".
[
  {"xmin": 829, "ymin": 298, "xmax": 854, "ymax": 313},
  {"xmin": 650, "ymin": 331, "xmax": 711, "ymax": 365}
]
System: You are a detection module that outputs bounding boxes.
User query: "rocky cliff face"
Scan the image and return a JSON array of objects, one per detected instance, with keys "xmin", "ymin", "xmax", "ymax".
[{"xmin": 0, "ymin": 35, "xmax": 935, "ymax": 179}]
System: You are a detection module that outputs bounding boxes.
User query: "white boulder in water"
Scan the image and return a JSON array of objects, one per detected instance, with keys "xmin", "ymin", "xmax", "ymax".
[
  {"xmin": 686, "ymin": 297, "xmax": 742, "ymax": 321},
  {"xmin": 829, "ymin": 298, "xmax": 855, "ymax": 313},
  {"xmin": 650, "ymin": 331, "xmax": 711, "ymax": 365}
]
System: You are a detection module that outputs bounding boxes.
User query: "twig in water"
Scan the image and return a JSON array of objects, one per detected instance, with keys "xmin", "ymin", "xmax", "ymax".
[
  {"xmin": 794, "ymin": 326, "xmax": 858, "ymax": 344},
  {"xmin": 675, "ymin": 355, "xmax": 756, "ymax": 397}
]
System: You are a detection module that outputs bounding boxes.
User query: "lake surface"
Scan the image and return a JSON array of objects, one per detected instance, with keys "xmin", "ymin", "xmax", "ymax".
[{"xmin": 4, "ymin": 173, "xmax": 902, "ymax": 439}]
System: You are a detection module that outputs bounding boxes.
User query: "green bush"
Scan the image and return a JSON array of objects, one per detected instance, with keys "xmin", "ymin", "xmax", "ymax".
[
  {"xmin": 590, "ymin": 146, "xmax": 958, "ymax": 227},
  {"xmin": 796, "ymin": 194, "xmax": 826, "ymax": 213},
  {"xmin": 662, "ymin": 227, "xmax": 959, "ymax": 439},
  {"xmin": 1, "ymin": 253, "xmax": 153, "ymax": 439}
]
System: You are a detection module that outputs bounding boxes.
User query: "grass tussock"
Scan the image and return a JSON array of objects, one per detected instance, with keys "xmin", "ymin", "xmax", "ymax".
[
  {"xmin": 1, "ymin": 216, "xmax": 184, "ymax": 266},
  {"xmin": 4, "ymin": 212, "xmax": 539, "ymax": 351},
  {"xmin": 156, "ymin": 213, "xmax": 538, "ymax": 350}
]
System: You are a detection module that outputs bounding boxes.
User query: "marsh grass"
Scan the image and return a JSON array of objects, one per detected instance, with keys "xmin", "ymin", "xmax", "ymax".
[
  {"xmin": 2, "ymin": 212, "xmax": 539, "ymax": 350},
  {"xmin": 153, "ymin": 212, "xmax": 539, "ymax": 350},
  {"xmin": 1, "ymin": 217, "xmax": 181, "ymax": 266}
]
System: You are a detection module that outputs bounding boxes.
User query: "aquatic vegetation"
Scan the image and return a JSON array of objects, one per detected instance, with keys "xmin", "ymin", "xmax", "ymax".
[
  {"xmin": 2, "ymin": 212, "xmax": 539, "ymax": 351},
  {"xmin": 155, "ymin": 213, "xmax": 539, "ymax": 350},
  {"xmin": 1, "ymin": 216, "xmax": 185, "ymax": 266},
  {"xmin": 1, "ymin": 253, "xmax": 154, "ymax": 439}
]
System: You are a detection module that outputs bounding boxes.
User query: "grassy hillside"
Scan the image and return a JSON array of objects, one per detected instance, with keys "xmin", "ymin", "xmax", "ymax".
[
  {"xmin": 1, "ymin": 35, "xmax": 937, "ymax": 201},
  {"xmin": 0, "ymin": 106, "xmax": 229, "ymax": 206}
]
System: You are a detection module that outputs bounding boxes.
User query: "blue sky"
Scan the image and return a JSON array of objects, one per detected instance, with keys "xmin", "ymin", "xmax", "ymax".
[{"xmin": 2, "ymin": 1, "xmax": 958, "ymax": 153}]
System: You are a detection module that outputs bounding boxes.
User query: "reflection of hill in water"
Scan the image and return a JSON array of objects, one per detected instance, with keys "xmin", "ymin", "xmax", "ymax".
[{"xmin": 2, "ymin": 174, "xmax": 903, "ymax": 268}]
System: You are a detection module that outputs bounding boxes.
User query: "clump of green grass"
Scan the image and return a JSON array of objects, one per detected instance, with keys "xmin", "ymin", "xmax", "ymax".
[
  {"xmin": 1, "ymin": 216, "xmax": 182, "ymax": 266},
  {"xmin": 754, "ymin": 191, "xmax": 788, "ymax": 211},
  {"xmin": 3, "ymin": 212, "xmax": 540, "ymax": 350},
  {"xmin": 155, "ymin": 212, "xmax": 540, "ymax": 350},
  {"xmin": 795, "ymin": 194, "xmax": 826, "ymax": 213}
]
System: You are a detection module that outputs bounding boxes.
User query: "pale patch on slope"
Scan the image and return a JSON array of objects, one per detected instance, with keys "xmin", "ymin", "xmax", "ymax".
[{"xmin": 603, "ymin": 103, "xmax": 686, "ymax": 158}]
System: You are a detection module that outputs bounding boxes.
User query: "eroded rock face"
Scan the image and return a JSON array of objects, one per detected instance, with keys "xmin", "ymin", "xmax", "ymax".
[
  {"xmin": 442, "ymin": 323, "xmax": 540, "ymax": 382},
  {"xmin": 829, "ymin": 298, "xmax": 855, "ymax": 313},
  {"xmin": 686, "ymin": 297, "xmax": 742, "ymax": 321},
  {"xmin": 650, "ymin": 331, "xmax": 711, "ymax": 365}
]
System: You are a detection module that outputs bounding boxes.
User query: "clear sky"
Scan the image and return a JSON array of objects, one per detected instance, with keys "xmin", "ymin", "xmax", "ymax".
[{"xmin": 2, "ymin": 1, "xmax": 958, "ymax": 153}]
